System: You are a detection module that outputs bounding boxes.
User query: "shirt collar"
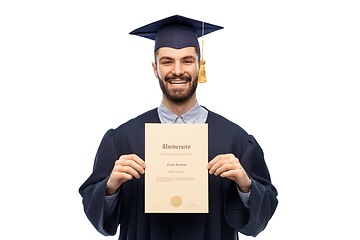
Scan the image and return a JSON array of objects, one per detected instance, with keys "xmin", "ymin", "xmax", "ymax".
[{"xmin": 157, "ymin": 101, "xmax": 208, "ymax": 124}]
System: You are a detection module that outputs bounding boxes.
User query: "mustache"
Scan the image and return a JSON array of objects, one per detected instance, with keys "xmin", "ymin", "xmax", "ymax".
[{"xmin": 165, "ymin": 74, "xmax": 191, "ymax": 82}]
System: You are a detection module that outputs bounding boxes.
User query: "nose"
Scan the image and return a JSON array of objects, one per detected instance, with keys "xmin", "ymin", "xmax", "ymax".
[{"xmin": 172, "ymin": 61, "xmax": 184, "ymax": 76}]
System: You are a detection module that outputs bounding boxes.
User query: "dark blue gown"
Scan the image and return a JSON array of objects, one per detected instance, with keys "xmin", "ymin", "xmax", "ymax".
[{"xmin": 79, "ymin": 108, "xmax": 278, "ymax": 239}]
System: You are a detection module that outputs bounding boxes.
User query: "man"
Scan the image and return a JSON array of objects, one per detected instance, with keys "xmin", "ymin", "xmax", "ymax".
[{"xmin": 79, "ymin": 15, "xmax": 278, "ymax": 240}]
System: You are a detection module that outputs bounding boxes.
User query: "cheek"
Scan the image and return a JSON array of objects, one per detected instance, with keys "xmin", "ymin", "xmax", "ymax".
[
  {"xmin": 189, "ymin": 66, "xmax": 199, "ymax": 79},
  {"xmin": 157, "ymin": 67, "xmax": 168, "ymax": 80}
]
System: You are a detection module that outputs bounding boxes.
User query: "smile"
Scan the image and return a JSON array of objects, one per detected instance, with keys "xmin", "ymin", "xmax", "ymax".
[{"xmin": 169, "ymin": 80, "xmax": 188, "ymax": 85}]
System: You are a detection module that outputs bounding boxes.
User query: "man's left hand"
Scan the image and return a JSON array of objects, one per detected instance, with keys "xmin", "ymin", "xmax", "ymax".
[{"xmin": 207, "ymin": 154, "xmax": 252, "ymax": 193}]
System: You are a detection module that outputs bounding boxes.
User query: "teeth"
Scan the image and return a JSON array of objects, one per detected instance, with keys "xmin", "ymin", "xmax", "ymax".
[{"xmin": 170, "ymin": 80, "xmax": 187, "ymax": 84}]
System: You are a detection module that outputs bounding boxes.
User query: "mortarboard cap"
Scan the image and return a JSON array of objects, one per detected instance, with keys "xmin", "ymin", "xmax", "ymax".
[
  {"xmin": 130, "ymin": 15, "xmax": 223, "ymax": 83},
  {"xmin": 129, "ymin": 15, "xmax": 223, "ymax": 51}
]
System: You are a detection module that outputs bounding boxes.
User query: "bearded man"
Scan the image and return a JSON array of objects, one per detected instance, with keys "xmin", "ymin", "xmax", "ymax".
[{"xmin": 79, "ymin": 15, "xmax": 278, "ymax": 240}]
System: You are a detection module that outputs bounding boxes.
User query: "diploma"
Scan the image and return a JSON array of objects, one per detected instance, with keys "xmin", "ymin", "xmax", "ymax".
[{"xmin": 145, "ymin": 123, "xmax": 208, "ymax": 213}]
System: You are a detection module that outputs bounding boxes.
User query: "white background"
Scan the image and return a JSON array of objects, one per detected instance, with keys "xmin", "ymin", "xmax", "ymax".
[{"xmin": 1, "ymin": 1, "xmax": 359, "ymax": 239}]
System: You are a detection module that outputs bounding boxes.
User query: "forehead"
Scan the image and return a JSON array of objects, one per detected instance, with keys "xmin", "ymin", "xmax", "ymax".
[{"xmin": 156, "ymin": 47, "xmax": 197, "ymax": 60}]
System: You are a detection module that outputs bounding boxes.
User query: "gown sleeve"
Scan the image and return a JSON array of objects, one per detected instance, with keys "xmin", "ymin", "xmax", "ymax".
[
  {"xmin": 224, "ymin": 135, "xmax": 278, "ymax": 237},
  {"xmin": 78, "ymin": 129, "xmax": 121, "ymax": 236}
]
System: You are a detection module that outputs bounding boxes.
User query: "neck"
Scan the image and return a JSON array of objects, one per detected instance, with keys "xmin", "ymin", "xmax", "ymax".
[{"xmin": 162, "ymin": 93, "xmax": 197, "ymax": 117}]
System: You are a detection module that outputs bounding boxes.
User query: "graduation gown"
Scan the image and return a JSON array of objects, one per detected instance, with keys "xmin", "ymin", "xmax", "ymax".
[{"xmin": 79, "ymin": 108, "xmax": 278, "ymax": 239}]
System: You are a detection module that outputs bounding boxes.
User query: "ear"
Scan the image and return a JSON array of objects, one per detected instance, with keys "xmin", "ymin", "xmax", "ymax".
[{"xmin": 152, "ymin": 62, "xmax": 159, "ymax": 79}]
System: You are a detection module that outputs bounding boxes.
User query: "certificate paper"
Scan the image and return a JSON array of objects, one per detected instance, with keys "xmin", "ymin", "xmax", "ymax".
[{"xmin": 145, "ymin": 123, "xmax": 208, "ymax": 213}]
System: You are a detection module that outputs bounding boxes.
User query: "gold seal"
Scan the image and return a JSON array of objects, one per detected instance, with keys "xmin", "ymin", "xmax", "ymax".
[{"xmin": 170, "ymin": 195, "xmax": 182, "ymax": 207}]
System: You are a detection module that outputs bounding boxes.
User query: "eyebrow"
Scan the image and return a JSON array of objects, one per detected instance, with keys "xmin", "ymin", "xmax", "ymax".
[
  {"xmin": 159, "ymin": 56, "xmax": 174, "ymax": 62},
  {"xmin": 159, "ymin": 55, "xmax": 196, "ymax": 61},
  {"xmin": 182, "ymin": 56, "xmax": 196, "ymax": 61}
]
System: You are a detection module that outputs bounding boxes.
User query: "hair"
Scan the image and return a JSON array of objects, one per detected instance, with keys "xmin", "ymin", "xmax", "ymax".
[{"xmin": 154, "ymin": 47, "xmax": 201, "ymax": 65}]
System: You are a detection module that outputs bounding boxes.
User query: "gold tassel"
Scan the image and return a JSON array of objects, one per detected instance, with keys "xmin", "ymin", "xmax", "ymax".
[
  {"xmin": 198, "ymin": 22, "xmax": 207, "ymax": 83},
  {"xmin": 198, "ymin": 59, "xmax": 207, "ymax": 83}
]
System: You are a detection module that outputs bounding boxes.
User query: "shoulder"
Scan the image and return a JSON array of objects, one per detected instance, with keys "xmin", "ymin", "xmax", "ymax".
[
  {"xmin": 100, "ymin": 108, "xmax": 159, "ymax": 155},
  {"xmin": 206, "ymin": 109, "xmax": 252, "ymax": 159},
  {"xmin": 207, "ymin": 109, "xmax": 248, "ymax": 136},
  {"xmin": 109, "ymin": 108, "xmax": 159, "ymax": 138},
  {"xmin": 116, "ymin": 108, "xmax": 158, "ymax": 129},
  {"xmin": 128, "ymin": 108, "xmax": 159, "ymax": 123}
]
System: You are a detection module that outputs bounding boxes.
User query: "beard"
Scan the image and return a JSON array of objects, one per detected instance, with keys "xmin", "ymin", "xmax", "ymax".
[{"xmin": 158, "ymin": 72, "xmax": 198, "ymax": 103}]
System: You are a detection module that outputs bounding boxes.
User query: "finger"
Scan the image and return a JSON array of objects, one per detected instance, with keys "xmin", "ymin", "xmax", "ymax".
[
  {"xmin": 208, "ymin": 157, "xmax": 225, "ymax": 175},
  {"xmin": 207, "ymin": 153, "xmax": 235, "ymax": 169},
  {"xmin": 215, "ymin": 163, "xmax": 241, "ymax": 177},
  {"xmin": 112, "ymin": 171, "xmax": 134, "ymax": 181},
  {"xmin": 116, "ymin": 156, "xmax": 146, "ymax": 174},
  {"xmin": 208, "ymin": 154, "xmax": 239, "ymax": 175},
  {"xmin": 120, "ymin": 154, "xmax": 147, "ymax": 169},
  {"xmin": 208, "ymin": 161, "xmax": 221, "ymax": 175},
  {"xmin": 114, "ymin": 165, "xmax": 142, "ymax": 179},
  {"xmin": 207, "ymin": 155, "xmax": 222, "ymax": 170},
  {"xmin": 219, "ymin": 169, "xmax": 241, "ymax": 181},
  {"xmin": 120, "ymin": 160, "xmax": 145, "ymax": 174}
]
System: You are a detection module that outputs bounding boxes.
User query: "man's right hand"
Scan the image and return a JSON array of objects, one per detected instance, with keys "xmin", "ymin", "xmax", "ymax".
[{"xmin": 106, "ymin": 154, "xmax": 146, "ymax": 196}]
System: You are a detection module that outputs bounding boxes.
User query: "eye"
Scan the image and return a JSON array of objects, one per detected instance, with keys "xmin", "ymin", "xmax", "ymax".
[
  {"xmin": 183, "ymin": 57, "xmax": 196, "ymax": 64},
  {"xmin": 183, "ymin": 60, "xmax": 194, "ymax": 64},
  {"xmin": 160, "ymin": 60, "xmax": 173, "ymax": 66}
]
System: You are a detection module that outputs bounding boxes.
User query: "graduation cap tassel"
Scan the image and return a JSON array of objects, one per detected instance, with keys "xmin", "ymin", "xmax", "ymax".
[{"xmin": 198, "ymin": 22, "xmax": 207, "ymax": 83}]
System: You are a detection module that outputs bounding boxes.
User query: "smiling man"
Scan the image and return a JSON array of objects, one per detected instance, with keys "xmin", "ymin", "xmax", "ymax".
[
  {"xmin": 154, "ymin": 46, "xmax": 199, "ymax": 115},
  {"xmin": 79, "ymin": 15, "xmax": 278, "ymax": 240}
]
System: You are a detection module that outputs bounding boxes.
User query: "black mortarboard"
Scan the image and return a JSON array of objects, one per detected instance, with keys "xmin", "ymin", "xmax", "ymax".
[{"xmin": 129, "ymin": 15, "xmax": 223, "ymax": 51}]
